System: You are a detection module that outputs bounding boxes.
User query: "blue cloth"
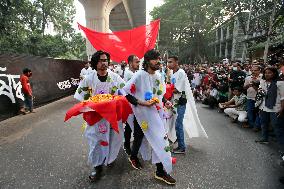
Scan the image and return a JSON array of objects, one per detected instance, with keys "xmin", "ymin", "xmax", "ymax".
[
  {"xmin": 276, "ymin": 114, "xmax": 284, "ymax": 152},
  {"xmin": 260, "ymin": 111, "xmax": 277, "ymax": 141},
  {"xmin": 246, "ymin": 99, "xmax": 255, "ymax": 128},
  {"xmin": 175, "ymin": 105, "xmax": 186, "ymax": 150},
  {"xmin": 265, "ymin": 80, "xmax": 277, "ymax": 109},
  {"xmin": 24, "ymin": 94, "xmax": 33, "ymax": 112}
]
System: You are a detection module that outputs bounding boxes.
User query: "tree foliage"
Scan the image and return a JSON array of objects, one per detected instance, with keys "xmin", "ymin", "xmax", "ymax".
[
  {"xmin": 0, "ymin": 0, "xmax": 86, "ymax": 60},
  {"xmin": 151, "ymin": 0, "xmax": 283, "ymax": 63}
]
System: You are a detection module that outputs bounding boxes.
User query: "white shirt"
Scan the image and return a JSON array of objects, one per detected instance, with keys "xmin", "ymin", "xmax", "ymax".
[
  {"xmin": 210, "ymin": 88, "xmax": 218, "ymax": 98},
  {"xmin": 259, "ymin": 79, "xmax": 284, "ymax": 112},
  {"xmin": 80, "ymin": 67, "xmax": 93, "ymax": 79},
  {"xmin": 193, "ymin": 73, "xmax": 202, "ymax": 86},
  {"xmin": 123, "ymin": 69, "xmax": 135, "ymax": 82},
  {"xmin": 244, "ymin": 75, "xmax": 262, "ymax": 100}
]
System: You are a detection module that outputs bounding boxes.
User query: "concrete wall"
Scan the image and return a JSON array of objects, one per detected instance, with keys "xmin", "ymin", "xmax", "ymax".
[{"xmin": 0, "ymin": 54, "xmax": 85, "ymax": 120}]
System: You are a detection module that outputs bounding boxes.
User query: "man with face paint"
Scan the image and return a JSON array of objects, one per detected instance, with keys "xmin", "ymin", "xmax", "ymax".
[
  {"xmin": 123, "ymin": 49, "xmax": 176, "ymax": 185},
  {"xmin": 20, "ymin": 68, "xmax": 34, "ymax": 114},
  {"xmin": 74, "ymin": 50, "xmax": 125, "ymax": 182}
]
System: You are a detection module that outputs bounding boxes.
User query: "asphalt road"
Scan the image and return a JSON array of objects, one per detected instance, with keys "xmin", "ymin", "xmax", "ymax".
[{"xmin": 0, "ymin": 96, "xmax": 283, "ymax": 189}]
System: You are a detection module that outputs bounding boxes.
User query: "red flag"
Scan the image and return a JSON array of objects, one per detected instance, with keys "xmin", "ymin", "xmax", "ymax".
[{"xmin": 78, "ymin": 19, "xmax": 160, "ymax": 62}]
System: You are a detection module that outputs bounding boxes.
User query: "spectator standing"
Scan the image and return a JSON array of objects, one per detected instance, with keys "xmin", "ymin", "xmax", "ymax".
[
  {"xmin": 20, "ymin": 68, "xmax": 34, "ymax": 113},
  {"xmin": 243, "ymin": 65, "xmax": 262, "ymax": 129},
  {"xmin": 80, "ymin": 62, "xmax": 92, "ymax": 80},
  {"xmin": 255, "ymin": 67, "xmax": 284, "ymax": 144},
  {"xmin": 228, "ymin": 62, "xmax": 246, "ymax": 98}
]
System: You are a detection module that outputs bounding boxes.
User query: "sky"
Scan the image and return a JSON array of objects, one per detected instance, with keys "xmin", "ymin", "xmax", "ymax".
[{"xmin": 72, "ymin": 0, "xmax": 164, "ymax": 32}]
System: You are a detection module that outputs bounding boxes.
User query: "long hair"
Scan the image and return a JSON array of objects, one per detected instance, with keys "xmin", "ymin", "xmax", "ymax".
[
  {"xmin": 262, "ymin": 66, "xmax": 279, "ymax": 81},
  {"xmin": 90, "ymin": 50, "xmax": 110, "ymax": 70},
  {"xmin": 142, "ymin": 49, "xmax": 160, "ymax": 70}
]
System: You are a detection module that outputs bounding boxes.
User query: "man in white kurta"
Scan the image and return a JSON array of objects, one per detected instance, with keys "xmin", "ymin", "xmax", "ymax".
[
  {"xmin": 123, "ymin": 49, "xmax": 176, "ymax": 185},
  {"xmin": 123, "ymin": 55, "xmax": 140, "ymax": 155},
  {"xmin": 167, "ymin": 56, "xmax": 208, "ymax": 154},
  {"xmin": 74, "ymin": 50, "xmax": 125, "ymax": 182},
  {"xmin": 80, "ymin": 62, "xmax": 93, "ymax": 80}
]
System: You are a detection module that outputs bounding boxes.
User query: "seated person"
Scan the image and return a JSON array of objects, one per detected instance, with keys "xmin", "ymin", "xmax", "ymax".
[
  {"xmin": 203, "ymin": 83, "xmax": 218, "ymax": 108},
  {"xmin": 219, "ymin": 87, "xmax": 248, "ymax": 126}
]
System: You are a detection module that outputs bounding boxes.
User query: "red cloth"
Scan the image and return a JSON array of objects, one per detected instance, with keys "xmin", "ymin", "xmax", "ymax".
[
  {"xmin": 78, "ymin": 19, "xmax": 160, "ymax": 62},
  {"xmin": 164, "ymin": 84, "xmax": 174, "ymax": 100},
  {"xmin": 20, "ymin": 74, "xmax": 32, "ymax": 96},
  {"xmin": 64, "ymin": 96, "xmax": 133, "ymax": 133}
]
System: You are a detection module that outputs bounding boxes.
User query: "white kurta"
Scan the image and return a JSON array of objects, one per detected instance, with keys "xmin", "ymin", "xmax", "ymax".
[
  {"xmin": 123, "ymin": 70, "xmax": 173, "ymax": 174},
  {"xmin": 167, "ymin": 69, "xmax": 208, "ymax": 142},
  {"xmin": 80, "ymin": 67, "xmax": 93, "ymax": 79},
  {"xmin": 74, "ymin": 70, "xmax": 126, "ymax": 167},
  {"xmin": 123, "ymin": 69, "xmax": 135, "ymax": 82}
]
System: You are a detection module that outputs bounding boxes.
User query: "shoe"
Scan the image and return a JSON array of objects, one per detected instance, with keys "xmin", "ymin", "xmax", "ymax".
[
  {"xmin": 107, "ymin": 161, "xmax": 115, "ymax": 168},
  {"xmin": 123, "ymin": 146, "xmax": 131, "ymax": 156},
  {"xmin": 155, "ymin": 171, "xmax": 176, "ymax": 185},
  {"xmin": 242, "ymin": 124, "xmax": 250, "ymax": 128},
  {"xmin": 172, "ymin": 147, "xmax": 185, "ymax": 154},
  {"xmin": 128, "ymin": 157, "xmax": 142, "ymax": 170},
  {"xmin": 89, "ymin": 166, "xmax": 103, "ymax": 182},
  {"xmin": 253, "ymin": 128, "xmax": 260, "ymax": 132},
  {"xmin": 255, "ymin": 139, "xmax": 269, "ymax": 144},
  {"xmin": 231, "ymin": 118, "xmax": 238, "ymax": 123},
  {"xmin": 19, "ymin": 108, "xmax": 26, "ymax": 115}
]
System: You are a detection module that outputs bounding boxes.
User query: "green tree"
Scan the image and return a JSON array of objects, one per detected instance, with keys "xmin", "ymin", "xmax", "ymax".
[
  {"xmin": 151, "ymin": 0, "xmax": 224, "ymax": 63},
  {"xmin": 0, "ymin": 0, "xmax": 86, "ymax": 60}
]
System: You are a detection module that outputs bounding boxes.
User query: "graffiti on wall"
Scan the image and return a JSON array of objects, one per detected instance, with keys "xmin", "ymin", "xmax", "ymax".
[
  {"xmin": 0, "ymin": 67, "xmax": 24, "ymax": 103},
  {"xmin": 57, "ymin": 78, "xmax": 80, "ymax": 90}
]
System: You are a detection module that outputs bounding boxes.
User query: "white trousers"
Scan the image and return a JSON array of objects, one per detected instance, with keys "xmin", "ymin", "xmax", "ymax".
[{"xmin": 224, "ymin": 108, "xmax": 247, "ymax": 122}]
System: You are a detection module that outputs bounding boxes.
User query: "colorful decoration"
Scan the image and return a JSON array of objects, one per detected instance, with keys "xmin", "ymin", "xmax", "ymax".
[
  {"xmin": 172, "ymin": 157, "xmax": 177, "ymax": 165},
  {"xmin": 65, "ymin": 94, "xmax": 133, "ymax": 133},
  {"xmin": 119, "ymin": 83, "xmax": 125, "ymax": 89},
  {"xmin": 81, "ymin": 122, "xmax": 87, "ymax": 133},
  {"xmin": 153, "ymin": 88, "xmax": 157, "ymax": 94},
  {"xmin": 164, "ymin": 84, "xmax": 175, "ymax": 100},
  {"xmin": 98, "ymin": 124, "xmax": 107, "ymax": 134},
  {"xmin": 98, "ymin": 90, "xmax": 105, "ymax": 94},
  {"xmin": 106, "ymin": 76, "xmax": 112, "ymax": 82},
  {"xmin": 144, "ymin": 91, "xmax": 153, "ymax": 101},
  {"xmin": 88, "ymin": 94, "xmax": 114, "ymax": 103},
  {"xmin": 155, "ymin": 79, "xmax": 160, "ymax": 86},
  {"xmin": 149, "ymin": 97, "xmax": 159, "ymax": 104},
  {"xmin": 157, "ymin": 90, "xmax": 163, "ymax": 95},
  {"xmin": 110, "ymin": 86, "xmax": 118, "ymax": 95},
  {"xmin": 155, "ymin": 105, "xmax": 161, "ymax": 110},
  {"xmin": 159, "ymin": 84, "xmax": 163, "ymax": 91},
  {"xmin": 141, "ymin": 121, "xmax": 148, "ymax": 131},
  {"xmin": 164, "ymin": 146, "xmax": 171, "ymax": 152},
  {"xmin": 100, "ymin": 141, "xmax": 109, "ymax": 146},
  {"xmin": 130, "ymin": 84, "xmax": 136, "ymax": 94}
]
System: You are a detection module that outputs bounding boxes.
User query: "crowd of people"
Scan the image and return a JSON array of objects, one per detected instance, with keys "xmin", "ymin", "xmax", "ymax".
[
  {"xmin": 179, "ymin": 58, "xmax": 284, "ymax": 183},
  {"xmin": 77, "ymin": 51, "xmax": 284, "ymax": 185},
  {"xmin": 76, "ymin": 49, "xmax": 207, "ymax": 185}
]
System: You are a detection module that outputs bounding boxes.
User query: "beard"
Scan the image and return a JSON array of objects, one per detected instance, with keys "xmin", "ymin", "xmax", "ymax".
[{"xmin": 149, "ymin": 63, "xmax": 160, "ymax": 71}]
